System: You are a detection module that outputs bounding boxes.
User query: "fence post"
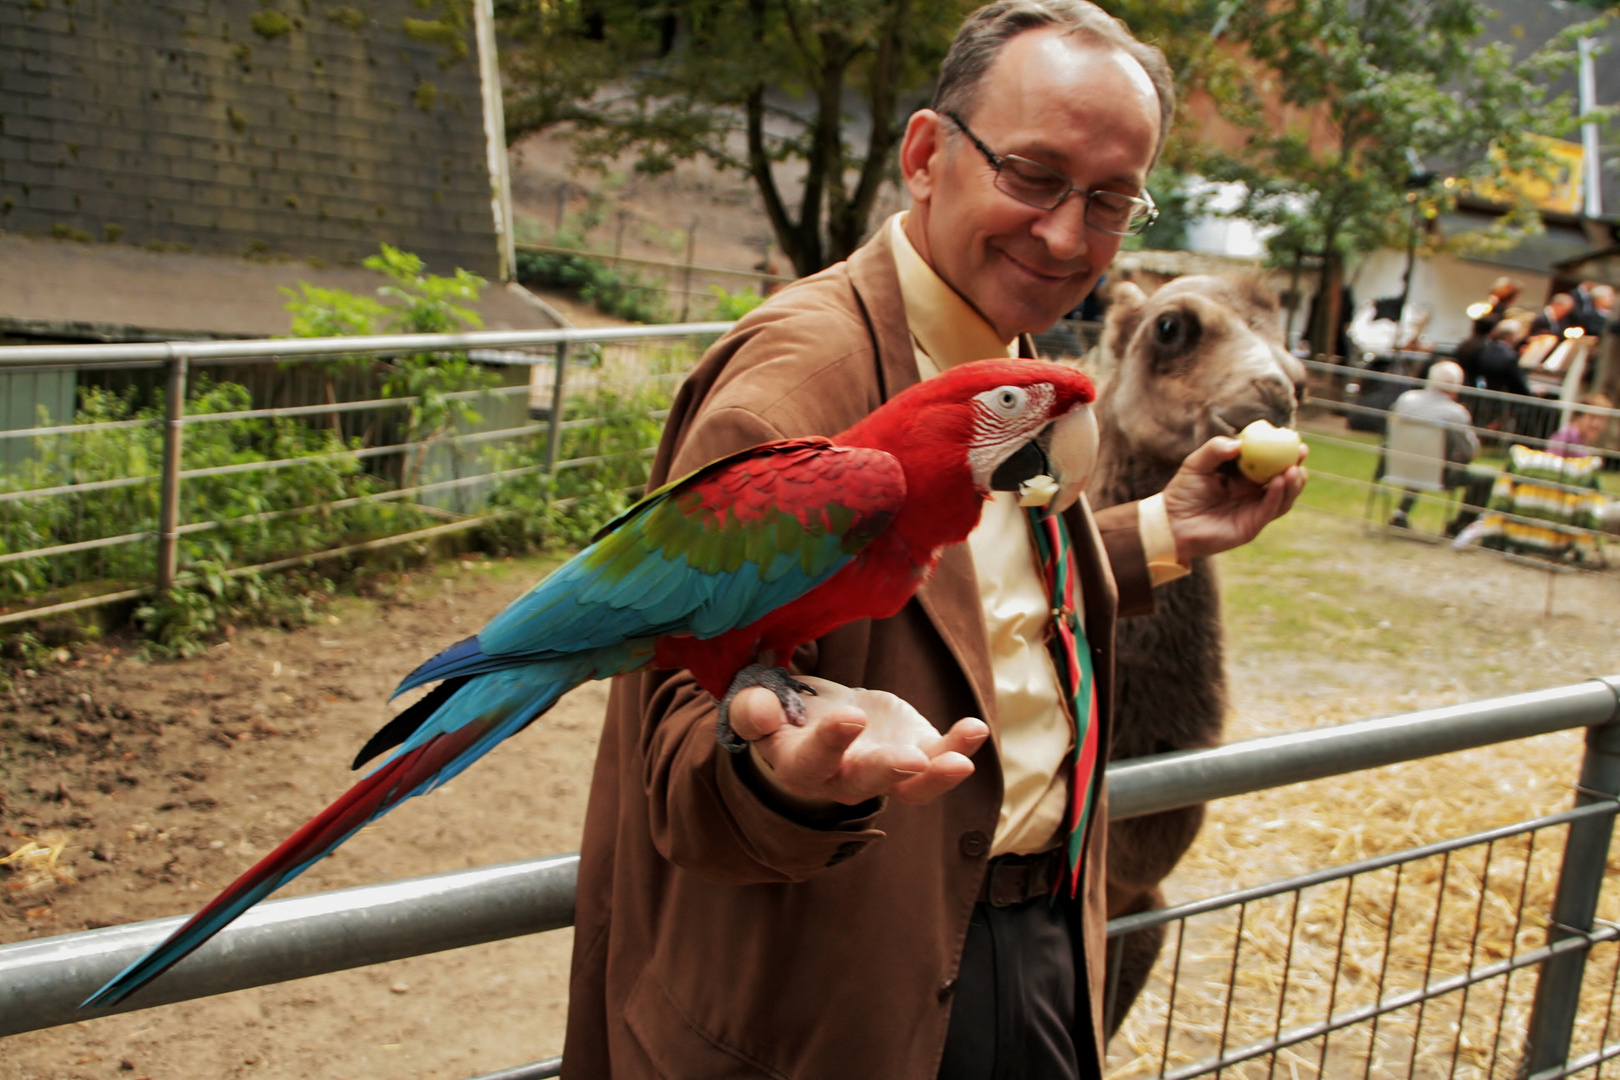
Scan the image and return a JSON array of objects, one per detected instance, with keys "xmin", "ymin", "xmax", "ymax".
[
  {"xmin": 1523, "ymin": 676, "xmax": 1620, "ymax": 1076},
  {"xmin": 155, "ymin": 351, "xmax": 188, "ymax": 592},
  {"xmin": 543, "ymin": 340, "xmax": 569, "ymax": 473}
]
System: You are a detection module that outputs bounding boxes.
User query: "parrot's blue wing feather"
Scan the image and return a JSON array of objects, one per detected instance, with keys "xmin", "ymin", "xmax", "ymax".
[{"xmin": 393, "ymin": 441, "xmax": 905, "ymax": 697}]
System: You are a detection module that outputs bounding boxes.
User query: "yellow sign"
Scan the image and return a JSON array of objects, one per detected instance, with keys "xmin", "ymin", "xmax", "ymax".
[{"xmin": 1467, "ymin": 134, "xmax": 1586, "ymax": 214}]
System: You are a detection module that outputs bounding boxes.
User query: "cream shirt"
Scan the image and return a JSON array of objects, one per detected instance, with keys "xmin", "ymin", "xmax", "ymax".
[{"xmin": 887, "ymin": 213, "xmax": 1185, "ymax": 855}]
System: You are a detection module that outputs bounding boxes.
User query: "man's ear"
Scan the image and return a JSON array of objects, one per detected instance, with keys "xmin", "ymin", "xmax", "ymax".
[
  {"xmin": 900, "ymin": 109, "xmax": 945, "ymax": 204},
  {"xmin": 1104, "ymin": 281, "xmax": 1148, "ymax": 360}
]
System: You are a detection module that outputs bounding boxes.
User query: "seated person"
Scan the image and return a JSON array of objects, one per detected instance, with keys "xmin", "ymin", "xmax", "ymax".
[
  {"xmin": 1386, "ymin": 360, "xmax": 1479, "ymax": 529},
  {"xmin": 1528, "ymin": 293, "xmax": 1577, "ymax": 340},
  {"xmin": 1548, "ymin": 393, "xmax": 1614, "ymax": 458}
]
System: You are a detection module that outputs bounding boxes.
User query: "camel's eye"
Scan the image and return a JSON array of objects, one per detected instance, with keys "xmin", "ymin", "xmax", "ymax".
[
  {"xmin": 980, "ymin": 385, "xmax": 1029, "ymax": 418},
  {"xmin": 1155, "ymin": 313, "xmax": 1181, "ymax": 344}
]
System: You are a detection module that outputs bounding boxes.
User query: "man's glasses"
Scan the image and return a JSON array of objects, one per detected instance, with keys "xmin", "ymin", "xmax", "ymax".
[{"xmin": 944, "ymin": 111, "xmax": 1159, "ymax": 237}]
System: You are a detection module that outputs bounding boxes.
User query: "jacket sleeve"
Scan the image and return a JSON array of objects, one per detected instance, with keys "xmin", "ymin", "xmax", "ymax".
[
  {"xmin": 628, "ymin": 398, "xmax": 887, "ymax": 886},
  {"xmin": 1094, "ymin": 500, "xmax": 1155, "ymax": 619}
]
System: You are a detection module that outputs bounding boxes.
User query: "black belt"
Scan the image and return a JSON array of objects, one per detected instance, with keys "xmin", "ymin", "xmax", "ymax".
[{"xmin": 977, "ymin": 848, "xmax": 1065, "ymax": 907}]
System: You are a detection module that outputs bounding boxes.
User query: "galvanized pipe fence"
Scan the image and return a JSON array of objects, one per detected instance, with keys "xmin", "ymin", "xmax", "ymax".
[
  {"xmin": 2, "ymin": 677, "xmax": 1618, "ymax": 1080},
  {"xmin": 0, "ymin": 323, "xmax": 732, "ymax": 630}
]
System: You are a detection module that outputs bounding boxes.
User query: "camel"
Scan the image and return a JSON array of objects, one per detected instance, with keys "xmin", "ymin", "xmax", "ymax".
[{"xmin": 1086, "ymin": 275, "xmax": 1305, "ymax": 1034}]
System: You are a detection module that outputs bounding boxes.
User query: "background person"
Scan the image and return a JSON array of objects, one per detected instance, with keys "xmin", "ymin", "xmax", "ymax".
[
  {"xmin": 1548, "ymin": 393, "xmax": 1614, "ymax": 458},
  {"xmin": 1386, "ymin": 360, "xmax": 1479, "ymax": 530},
  {"xmin": 562, "ymin": 4, "xmax": 1305, "ymax": 1078}
]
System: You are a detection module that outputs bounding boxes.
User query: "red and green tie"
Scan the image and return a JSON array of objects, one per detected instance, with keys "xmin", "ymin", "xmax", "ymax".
[{"xmin": 1026, "ymin": 507, "xmax": 1100, "ymax": 899}]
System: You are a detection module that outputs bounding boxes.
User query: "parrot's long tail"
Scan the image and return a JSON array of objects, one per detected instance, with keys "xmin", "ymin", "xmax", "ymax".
[{"xmin": 80, "ymin": 661, "xmax": 590, "ymax": 1010}]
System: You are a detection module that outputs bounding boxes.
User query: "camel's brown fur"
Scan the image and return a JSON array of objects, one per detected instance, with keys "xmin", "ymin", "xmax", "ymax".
[{"xmin": 1088, "ymin": 275, "xmax": 1305, "ymax": 1033}]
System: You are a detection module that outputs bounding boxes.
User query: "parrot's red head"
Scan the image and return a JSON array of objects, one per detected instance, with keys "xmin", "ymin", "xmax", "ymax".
[{"xmin": 837, "ymin": 359, "xmax": 1099, "ymax": 550}]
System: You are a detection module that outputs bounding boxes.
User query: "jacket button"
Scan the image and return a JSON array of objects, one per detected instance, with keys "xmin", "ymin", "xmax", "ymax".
[
  {"xmin": 958, "ymin": 830, "xmax": 989, "ymax": 858},
  {"xmin": 937, "ymin": 978, "xmax": 957, "ymax": 1001}
]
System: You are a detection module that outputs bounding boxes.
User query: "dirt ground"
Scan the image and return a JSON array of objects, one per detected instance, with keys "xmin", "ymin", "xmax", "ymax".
[{"xmin": 3, "ymin": 508, "xmax": 1620, "ymax": 1080}]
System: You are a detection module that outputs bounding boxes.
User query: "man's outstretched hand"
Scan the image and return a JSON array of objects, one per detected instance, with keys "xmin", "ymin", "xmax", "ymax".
[
  {"xmin": 728, "ymin": 676, "xmax": 988, "ymax": 814},
  {"xmin": 1163, "ymin": 435, "xmax": 1307, "ymax": 563}
]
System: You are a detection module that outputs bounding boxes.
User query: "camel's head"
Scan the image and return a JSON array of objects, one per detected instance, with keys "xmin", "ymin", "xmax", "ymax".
[{"xmin": 1098, "ymin": 275, "xmax": 1305, "ymax": 468}]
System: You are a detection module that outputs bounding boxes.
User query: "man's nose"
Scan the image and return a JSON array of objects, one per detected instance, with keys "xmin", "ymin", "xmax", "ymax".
[{"xmin": 1031, "ymin": 194, "xmax": 1091, "ymax": 263}]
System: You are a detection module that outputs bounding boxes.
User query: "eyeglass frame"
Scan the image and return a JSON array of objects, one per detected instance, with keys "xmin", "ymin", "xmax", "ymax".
[{"xmin": 942, "ymin": 110, "xmax": 1159, "ymax": 237}]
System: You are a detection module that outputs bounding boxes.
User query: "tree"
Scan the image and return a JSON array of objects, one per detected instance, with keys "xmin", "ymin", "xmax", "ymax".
[
  {"xmin": 1107, "ymin": 0, "xmax": 1608, "ymax": 357},
  {"xmin": 498, "ymin": 0, "xmax": 969, "ymax": 277}
]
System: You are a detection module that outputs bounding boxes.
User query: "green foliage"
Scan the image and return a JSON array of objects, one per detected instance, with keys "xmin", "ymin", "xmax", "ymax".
[
  {"xmin": 249, "ymin": 9, "xmax": 293, "ymax": 39},
  {"xmin": 479, "ymin": 361, "xmax": 682, "ymax": 552},
  {"xmin": 0, "ymin": 380, "xmax": 432, "ymax": 619},
  {"xmin": 515, "ymin": 212, "xmax": 671, "ymax": 323},
  {"xmin": 500, "ymin": 0, "xmax": 972, "ymax": 276},
  {"xmin": 134, "ymin": 565, "xmax": 331, "ymax": 660},
  {"xmin": 707, "ymin": 285, "xmax": 766, "ymax": 321},
  {"xmin": 325, "ymin": 5, "xmax": 367, "ymax": 30},
  {"xmin": 403, "ymin": 0, "xmax": 471, "ymax": 65}
]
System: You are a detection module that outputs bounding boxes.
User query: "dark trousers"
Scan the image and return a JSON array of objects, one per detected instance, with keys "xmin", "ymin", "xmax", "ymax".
[{"xmin": 938, "ymin": 898, "xmax": 1101, "ymax": 1080}]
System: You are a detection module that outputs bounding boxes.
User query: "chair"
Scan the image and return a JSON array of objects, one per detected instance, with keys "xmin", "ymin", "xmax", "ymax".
[{"xmin": 1366, "ymin": 414, "xmax": 1452, "ymax": 535}]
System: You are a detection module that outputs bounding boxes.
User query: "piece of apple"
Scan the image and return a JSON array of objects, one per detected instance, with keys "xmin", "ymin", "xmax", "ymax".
[{"xmin": 1237, "ymin": 420, "xmax": 1303, "ymax": 484}]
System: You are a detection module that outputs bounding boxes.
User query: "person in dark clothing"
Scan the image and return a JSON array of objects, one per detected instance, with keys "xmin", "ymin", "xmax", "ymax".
[
  {"xmin": 1477, "ymin": 319, "xmax": 1532, "ymax": 396},
  {"xmin": 1453, "ymin": 322, "xmax": 1490, "ymax": 387},
  {"xmin": 1528, "ymin": 294, "xmax": 1576, "ymax": 340}
]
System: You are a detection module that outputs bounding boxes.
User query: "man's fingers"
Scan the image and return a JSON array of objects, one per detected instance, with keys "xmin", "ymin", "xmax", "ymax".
[
  {"xmin": 1184, "ymin": 435, "xmax": 1241, "ymax": 472},
  {"xmin": 727, "ymin": 686, "xmax": 788, "ymax": 742},
  {"xmin": 892, "ymin": 751, "xmax": 977, "ymax": 805},
  {"xmin": 929, "ymin": 717, "xmax": 989, "ymax": 760}
]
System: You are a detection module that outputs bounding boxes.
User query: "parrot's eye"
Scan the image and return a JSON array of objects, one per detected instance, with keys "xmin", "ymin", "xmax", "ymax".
[{"xmin": 983, "ymin": 385, "xmax": 1028, "ymax": 417}]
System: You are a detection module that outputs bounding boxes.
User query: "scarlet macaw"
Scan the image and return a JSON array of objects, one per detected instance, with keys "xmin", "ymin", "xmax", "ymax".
[{"xmin": 84, "ymin": 357, "xmax": 1098, "ymax": 1009}]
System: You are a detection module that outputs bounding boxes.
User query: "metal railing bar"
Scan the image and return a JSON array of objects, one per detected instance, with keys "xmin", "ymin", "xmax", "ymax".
[
  {"xmin": 1107, "ymin": 679, "xmax": 1620, "ymax": 822},
  {"xmin": 0, "ymin": 418, "xmax": 155, "ymax": 441},
  {"xmin": 1448, "ymin": 841, "xmax": 1498, "ymax": 1080},
  {"xmin": 0, "ymin": 585, "xmax": 152, "ymax": 628},
  {"xmin": 1489, "ymin": 830, "xmax": 1541, "ymax": 1077},
  {"xmin": 1317, "ymin": 878, "xmax": 1357, "ymax": 1076},
  {"xmin": 1108, "ymin": 798, "xmax": 1619, "ymax": 938},
  {"xmin": 0, "ymin": 530, "xmax": 154, "ymax": 566},
  {"xmin": 1364, "ymin": 865, "xmax": 1402, "ymax": 1080},
  {"xmin": 1302, "ymin": 359, "xmax": 1620, "ymax": 421},
  {"xmin": 1529, "ymin": 1039, "xmax": 1620, "ymax": 1080},
  {"xmin": 0, "ymin": 853, "xmax": 579, "ymax": 1038},
  {"xmin": 1303, "ymin": 426, "xmax": 1614, "ymax": 502},
  {"xmin": 0, "ymin": 322, "xmax": 736, "ymax": 369},
  {"xmin": 1407, "ymin": 849, "xmax": 1451, "ymax": 1080},
  {"xmin": 0, "ymin": 473, "xmax": 156, "ymax": 503},
  {"xmin": 1159, "ymin": 923, "xmax": 1620, "ymax": 1080},
  {"xmin": 466, "ymin": 1058, "xmax": 562, "ymax": 1080}
]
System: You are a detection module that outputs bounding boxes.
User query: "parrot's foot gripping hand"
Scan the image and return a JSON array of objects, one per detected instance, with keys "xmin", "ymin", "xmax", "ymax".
[{"xmin": 715, "ymin": 664, "xmax": 816, "ymax": 753}]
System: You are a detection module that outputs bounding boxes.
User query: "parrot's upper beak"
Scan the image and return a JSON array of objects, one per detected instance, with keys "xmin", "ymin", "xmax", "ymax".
[{"xmin": 987, "ymin": 403, "xmax": 1099, "ymax": 516}]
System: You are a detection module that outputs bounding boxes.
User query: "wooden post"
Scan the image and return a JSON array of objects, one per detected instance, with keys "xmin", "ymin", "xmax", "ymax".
[{"xmin": 156, "ymin": 351, "xmax": 188, "ymax": 592}]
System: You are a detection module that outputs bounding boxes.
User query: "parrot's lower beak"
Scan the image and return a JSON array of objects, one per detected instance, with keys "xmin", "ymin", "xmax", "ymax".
[
  {"xmin": 1043, "ymin": 404, "xmax": 1099, "ymax": 515},
  {"xmin": 987, "ymin": 404, "xmax": 1099, "ymax": 516}
]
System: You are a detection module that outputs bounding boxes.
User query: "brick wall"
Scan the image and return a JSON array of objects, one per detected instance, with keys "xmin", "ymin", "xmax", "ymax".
[{"xmin": 0, "ymin": 0, "xmax": 500, "ymax": 277}]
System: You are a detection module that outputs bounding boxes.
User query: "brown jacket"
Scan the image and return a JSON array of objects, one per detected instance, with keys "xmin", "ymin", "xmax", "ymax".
[{"xmin": 563, "ymin": 225, "xmax": 1154, "ymax": 1079}]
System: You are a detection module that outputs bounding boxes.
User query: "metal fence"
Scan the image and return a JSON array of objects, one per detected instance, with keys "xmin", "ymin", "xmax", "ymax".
[
  {"xmin": 0, "ymin": 323, "xmax": 732, "ymax": 630},
  {"xmin": 1298, "ymin": 358, "xmax": 1620, "ymax": 589},
  {"xmin": 2, "ymin": 678, "xmax": 1618, "ymax": 1080}
]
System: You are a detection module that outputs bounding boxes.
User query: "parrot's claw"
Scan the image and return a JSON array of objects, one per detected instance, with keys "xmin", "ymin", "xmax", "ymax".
[{"xmin": 715, "ymin": 664, "xmax": 816, "ymax": 753}]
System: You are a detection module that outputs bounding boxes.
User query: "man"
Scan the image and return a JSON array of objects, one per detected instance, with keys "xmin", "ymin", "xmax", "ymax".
[
  {"xmin": 1528, "ymin": 293, "xmax": 1577, "ymax": 340},
  {"xmin": 563, "ymin": 5, "xmax": 1305, "ymax": 1078},
  {"xmin": 1385, "ymin": 360, "xmax": 1479, "ymax": 530}
]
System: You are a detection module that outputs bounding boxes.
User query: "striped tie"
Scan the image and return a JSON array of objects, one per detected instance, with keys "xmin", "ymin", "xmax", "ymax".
[{"xmin": 1027, "ymin": 507, "xmax": 1100, "ymax": 899}]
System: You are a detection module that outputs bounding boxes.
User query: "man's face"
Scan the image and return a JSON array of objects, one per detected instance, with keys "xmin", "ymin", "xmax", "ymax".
[{"xmin": 901, "ymin": 30, "xmax": 1160, "ymax": 341}]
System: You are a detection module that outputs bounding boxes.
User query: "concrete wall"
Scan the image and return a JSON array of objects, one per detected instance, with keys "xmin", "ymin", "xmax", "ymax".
[{"xmin": 0, "ymin": 0, "xmax": 500, "ymax": 276}]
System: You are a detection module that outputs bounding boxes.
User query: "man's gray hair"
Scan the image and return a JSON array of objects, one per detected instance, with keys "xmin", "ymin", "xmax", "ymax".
[{"xmin": 933, "ymin": 1, "xmax": 1175, "ymax": 165}]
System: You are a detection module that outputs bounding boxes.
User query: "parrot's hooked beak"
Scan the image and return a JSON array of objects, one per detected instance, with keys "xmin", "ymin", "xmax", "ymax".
[{"xmin": 987, "ymin": 403, "xmax": 1098, "ymax": 515}]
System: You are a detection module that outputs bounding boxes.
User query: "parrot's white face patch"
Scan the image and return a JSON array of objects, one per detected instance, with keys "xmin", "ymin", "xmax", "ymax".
[{"xmin": 967, "ymin": 382, "xmax": 1056, "ymax": 480}]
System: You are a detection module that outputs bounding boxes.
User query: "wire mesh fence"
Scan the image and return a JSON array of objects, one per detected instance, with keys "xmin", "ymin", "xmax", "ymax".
[
  {"xmin": 0, "ymin": 324, "xmax": 730, "ymax": 630},
  {"xmin": 1105, "ymin": 800, "xmax": 1620, "ymax": 1080},
  {"xmin": 1294, "ymin": 358, "xmax": 1620, "ymax": 583}
]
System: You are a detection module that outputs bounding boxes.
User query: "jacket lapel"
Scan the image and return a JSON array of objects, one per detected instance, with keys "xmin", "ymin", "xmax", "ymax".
[{"xmin": 848, "ymin": 226, "xmax": 997, "ymax": 728}]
